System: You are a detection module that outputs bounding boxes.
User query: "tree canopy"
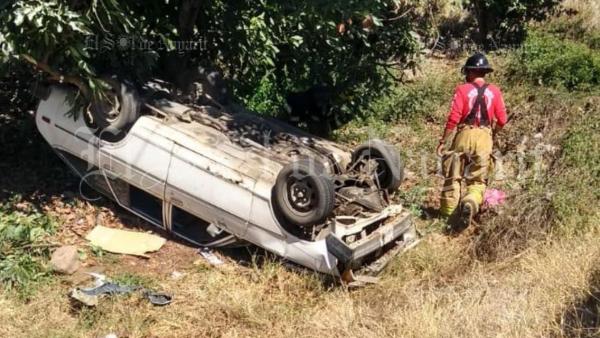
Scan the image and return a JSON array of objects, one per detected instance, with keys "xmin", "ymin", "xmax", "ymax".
[{"xmin": 0, "ymin": 0, "xmax": 560, "ymax": 122}]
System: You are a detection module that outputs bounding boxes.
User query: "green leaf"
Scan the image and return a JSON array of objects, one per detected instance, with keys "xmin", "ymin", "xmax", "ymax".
[
  {"xmin": 14, "ymin": 11, "xmax": 24, "ymax": 26},
  {"xmin": 290, "ymin": 35, "xmax": 303, "ymax": 47}
]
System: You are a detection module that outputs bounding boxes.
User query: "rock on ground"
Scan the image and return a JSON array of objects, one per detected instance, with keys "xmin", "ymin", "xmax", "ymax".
[{"xmin": 50, "ymin": 245, "xmax": 81, "ymax": 275}]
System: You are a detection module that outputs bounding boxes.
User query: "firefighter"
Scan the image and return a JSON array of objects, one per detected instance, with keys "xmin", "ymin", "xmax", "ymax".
[{"xmin": 436, "ymin": 52, "xmax": 508, "ymax": 228}]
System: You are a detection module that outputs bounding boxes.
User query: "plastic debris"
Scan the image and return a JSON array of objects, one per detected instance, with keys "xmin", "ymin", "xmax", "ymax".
[
  {"xmin": 70, "ymin": 275, "xmax": 172, "ymax": 307},
  {"xmin": 80, "ymin": 282, "xmax": 139, "ymax": 296},
  {"xmin": 198, "ymin": 247, "xmax": 224, "ymax": 266},
  {"xmin": 144, "ymin": 291, "xmax": 172, "ymax": 306},
  {"xmin": 484, "ymin": 189, "xmax": 506, "ymax": 207},
  {"xmin": 70, "ymin": 288, "xmax": 99, "ymax": 306},
  {"xmin": 87, "ymin": 272, "xmax": 108, "ymax": 286}
]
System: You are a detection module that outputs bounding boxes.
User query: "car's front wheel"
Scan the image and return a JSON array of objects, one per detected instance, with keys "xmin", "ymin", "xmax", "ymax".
[{"xmin": 273, "ymin": 159, "xmax": 335, "ymax": 228}]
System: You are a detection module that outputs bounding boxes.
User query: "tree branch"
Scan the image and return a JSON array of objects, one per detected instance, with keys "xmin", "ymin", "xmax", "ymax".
[{"xmin": 20, "ymin": 54, "xmax": 91, "ymax": 99}]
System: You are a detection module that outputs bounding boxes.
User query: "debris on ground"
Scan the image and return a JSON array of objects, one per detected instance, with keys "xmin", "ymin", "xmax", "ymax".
[
  {"xmin": 170, "ymin": 271, "xmax": 185, "ymax": 280},
  {"xmin": 85, "ymin": 225, "xmax": 166, "ymax": 257},
  {"xmin": 198, "ymin": 247, "xmax": 224, "ymax": 266},
  {"xmin": 70, "ymin": 273, "xmax": 172, "ymax": 307},
  {"xmin": 50, "ymin": 245, "xmax": 80, "ymax": 275},
  {"xmin": 143, "ymin": 291, "xmax": 172, "ymax": 306},
  {"xmin": 70, "ymin": 288, "xmax": 99, "ymax": 306},
  {"xmin": 79, "ymin": 282, "xmax": 139, "ymax": 296},
  {"xmin": 484, "ymin": 189, "xmax": 506, "ymax": 207}
]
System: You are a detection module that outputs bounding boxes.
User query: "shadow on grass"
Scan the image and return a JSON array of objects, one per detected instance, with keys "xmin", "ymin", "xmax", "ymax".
[{"xmin": 560, "ymin": 269, "xmax": 600, "ymax": 337}]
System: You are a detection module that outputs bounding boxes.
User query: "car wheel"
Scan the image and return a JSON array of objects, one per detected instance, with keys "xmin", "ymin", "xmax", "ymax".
[
  {"xmin": 351, "ymin": 139, "xmax": 404, "ymax": 193},
  {"xmin": 87, "ymin": 77, "xmax": 140, "ymax": 140},
  {"xmin": 273, "ymin": 159, "xmax": 335, "ymax": 228}
]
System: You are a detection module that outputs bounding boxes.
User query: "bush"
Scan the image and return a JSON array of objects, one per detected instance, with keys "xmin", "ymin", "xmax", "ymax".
[
  {"xmin": 364, "ymin": 71, "xmax": 457, "ymax": 123},
  {"xmin": 507, "ymin": 31, "xmax": 600, "ymax": 90}
]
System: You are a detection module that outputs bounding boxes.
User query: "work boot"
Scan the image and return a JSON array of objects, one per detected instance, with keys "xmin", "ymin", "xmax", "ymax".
[{"xmin": 457, "ymin": 200, "xmax": 476, "ymax": 231}]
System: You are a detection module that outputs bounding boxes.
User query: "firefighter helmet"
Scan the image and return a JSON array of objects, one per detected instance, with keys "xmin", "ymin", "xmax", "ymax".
[{"xmin": 462, "ymin": 52, "xmax": 493, "ymax": 74}]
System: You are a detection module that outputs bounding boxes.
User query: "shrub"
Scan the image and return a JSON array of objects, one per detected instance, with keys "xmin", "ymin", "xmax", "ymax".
[
  {"xmin": 507, "ymin": 31, "xmax": 600, "ymax": 90},
  {"xmin": 243, "ymin": 74, "xmax": 285, "ymax": 116},
  {"xmin": 552, "ymin": 101, "xmax": 600, "ymax": 230},
  {"xmin": 365, "ymin": 72, "xmax": 456, "ymax": 123}
]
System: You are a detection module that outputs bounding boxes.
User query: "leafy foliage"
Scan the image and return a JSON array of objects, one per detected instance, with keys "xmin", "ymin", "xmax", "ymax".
[
  {"xmin": 467, "ymin": 0, "xmax": 560, "ymax": 47},
  {"xmin": 0, "ymin": 198, "xmax": 57, "ymax": 295},
  {"xmin": 366, "ymin": 73, "xmax": 455, "ymax": 123},
  {"xmin": 0, "ymin": 0, "xmax": 426, "ymax": 121},
  {"xmin": 507, "ymin": 31, "xmax": 600, "ymax": 90}
]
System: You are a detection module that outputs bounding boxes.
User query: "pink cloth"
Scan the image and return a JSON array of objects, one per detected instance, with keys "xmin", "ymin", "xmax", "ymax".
[{"xmin": 484, "ymin": 189, "xmax": 506, "ymax": 207}]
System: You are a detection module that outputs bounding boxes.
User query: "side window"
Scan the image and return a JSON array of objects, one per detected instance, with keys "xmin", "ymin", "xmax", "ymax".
[
  {"xmin": 171, "ymin": 206, "xmax": 214, "ymax": 244},
  {"xmin": 129, "ymin": 185, "xmax": 163, "ymax": 226}
]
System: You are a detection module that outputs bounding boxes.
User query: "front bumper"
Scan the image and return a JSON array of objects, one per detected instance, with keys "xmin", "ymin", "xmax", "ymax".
[{"xmin": 326, "ymin": 210, "xmax": 417, "ymax": 275}]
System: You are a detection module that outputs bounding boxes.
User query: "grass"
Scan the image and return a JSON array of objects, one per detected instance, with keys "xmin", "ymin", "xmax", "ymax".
[
  {"xmin": 0, "ymin": 197, "xmax": 58, "ymax": 299},
  {"xmin": 1, "ymin": 25, "xmax": 600, "ymax": 337},
  {"xmin": 0, "ymin": 234, "xmax": 598, "ymax": 337}
]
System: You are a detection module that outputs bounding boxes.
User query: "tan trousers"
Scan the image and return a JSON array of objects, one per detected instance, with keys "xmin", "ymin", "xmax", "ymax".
[{"xmin": 440, "ymin": 126, "xmax": 493, "ymax": 217}]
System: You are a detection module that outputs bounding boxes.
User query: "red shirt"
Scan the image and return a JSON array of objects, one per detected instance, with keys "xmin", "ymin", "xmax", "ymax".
[{"xmin": 444, "ymin": 78, "xmax": 507, "ymax": 131}]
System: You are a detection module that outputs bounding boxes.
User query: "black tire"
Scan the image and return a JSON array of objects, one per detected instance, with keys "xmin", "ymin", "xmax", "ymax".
[
  {"xmin": 88, "ymin": 77, "xmax": 140, "ymax": 140},
  {"xmin": 352, "ymin": 139, "xmax": 404, "ymax": 193},
  {"xmin": 273, "ymin": 159, "xmax": 335, "ymax": 228}
]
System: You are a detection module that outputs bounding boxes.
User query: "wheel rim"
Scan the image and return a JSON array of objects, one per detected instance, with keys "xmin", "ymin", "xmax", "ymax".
[
  {"xmin": 285, "ymin": 176, "xmax": 317, "ymax": 213},
  {"xmin": 358, "ymin": 152, "xmax": 390, "ymax": 186}
]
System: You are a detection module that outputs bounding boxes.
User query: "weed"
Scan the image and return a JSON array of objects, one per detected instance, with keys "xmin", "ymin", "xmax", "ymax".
[
  {"xmin": 397, "ymin": 185, "xmax": 429, "ymax": 217},
  {"xmin": 0, "ymin": 198, "xmax": 57, "ymax": 296},
  {"xmin": 552, "ymin": 100, "xmax": 600, "ymax": 231},
  {"xmin": 90, "ymin": 245, "xmax": 105, "ymax": 258}
]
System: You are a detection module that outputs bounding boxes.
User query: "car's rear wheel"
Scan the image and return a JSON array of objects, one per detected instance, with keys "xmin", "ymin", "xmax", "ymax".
[
  {"xmin": 351, "ymin": 139, "xmax": 404, "ymax": 193},
  {"xmin": 273, "ymin": 159, "xmax": 335, "ymax": 228},
  {"xmin": 87, "ymin": 77, "xmax": 140, "ymax": 141}
]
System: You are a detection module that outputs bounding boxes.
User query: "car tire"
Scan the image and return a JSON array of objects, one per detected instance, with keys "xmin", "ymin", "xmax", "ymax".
[
  {"xmin": 352, "ymin": 139, "xmax": 404, "ymax": 193},
  {"xmin": 273, "ymin": 159, "xmax": 335, "ymax": 228},
  {"xmin": 87, "ymin": 77, "xmax": 140, "ymax": 140}
]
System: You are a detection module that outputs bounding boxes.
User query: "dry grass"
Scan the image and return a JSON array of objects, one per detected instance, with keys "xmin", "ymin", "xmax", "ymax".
[{"xmin": 0, "ymin": 231, "xmax": 598, "ymax": 337}]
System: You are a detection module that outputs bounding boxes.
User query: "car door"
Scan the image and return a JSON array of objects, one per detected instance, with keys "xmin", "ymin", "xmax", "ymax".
[
  {"xmin": 97, "ymin": 117, "xmax": 174, "ymax": 228},
  {"xmin": 164, "ymin": 143, "xmax": 256, "ymax": 239}
]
